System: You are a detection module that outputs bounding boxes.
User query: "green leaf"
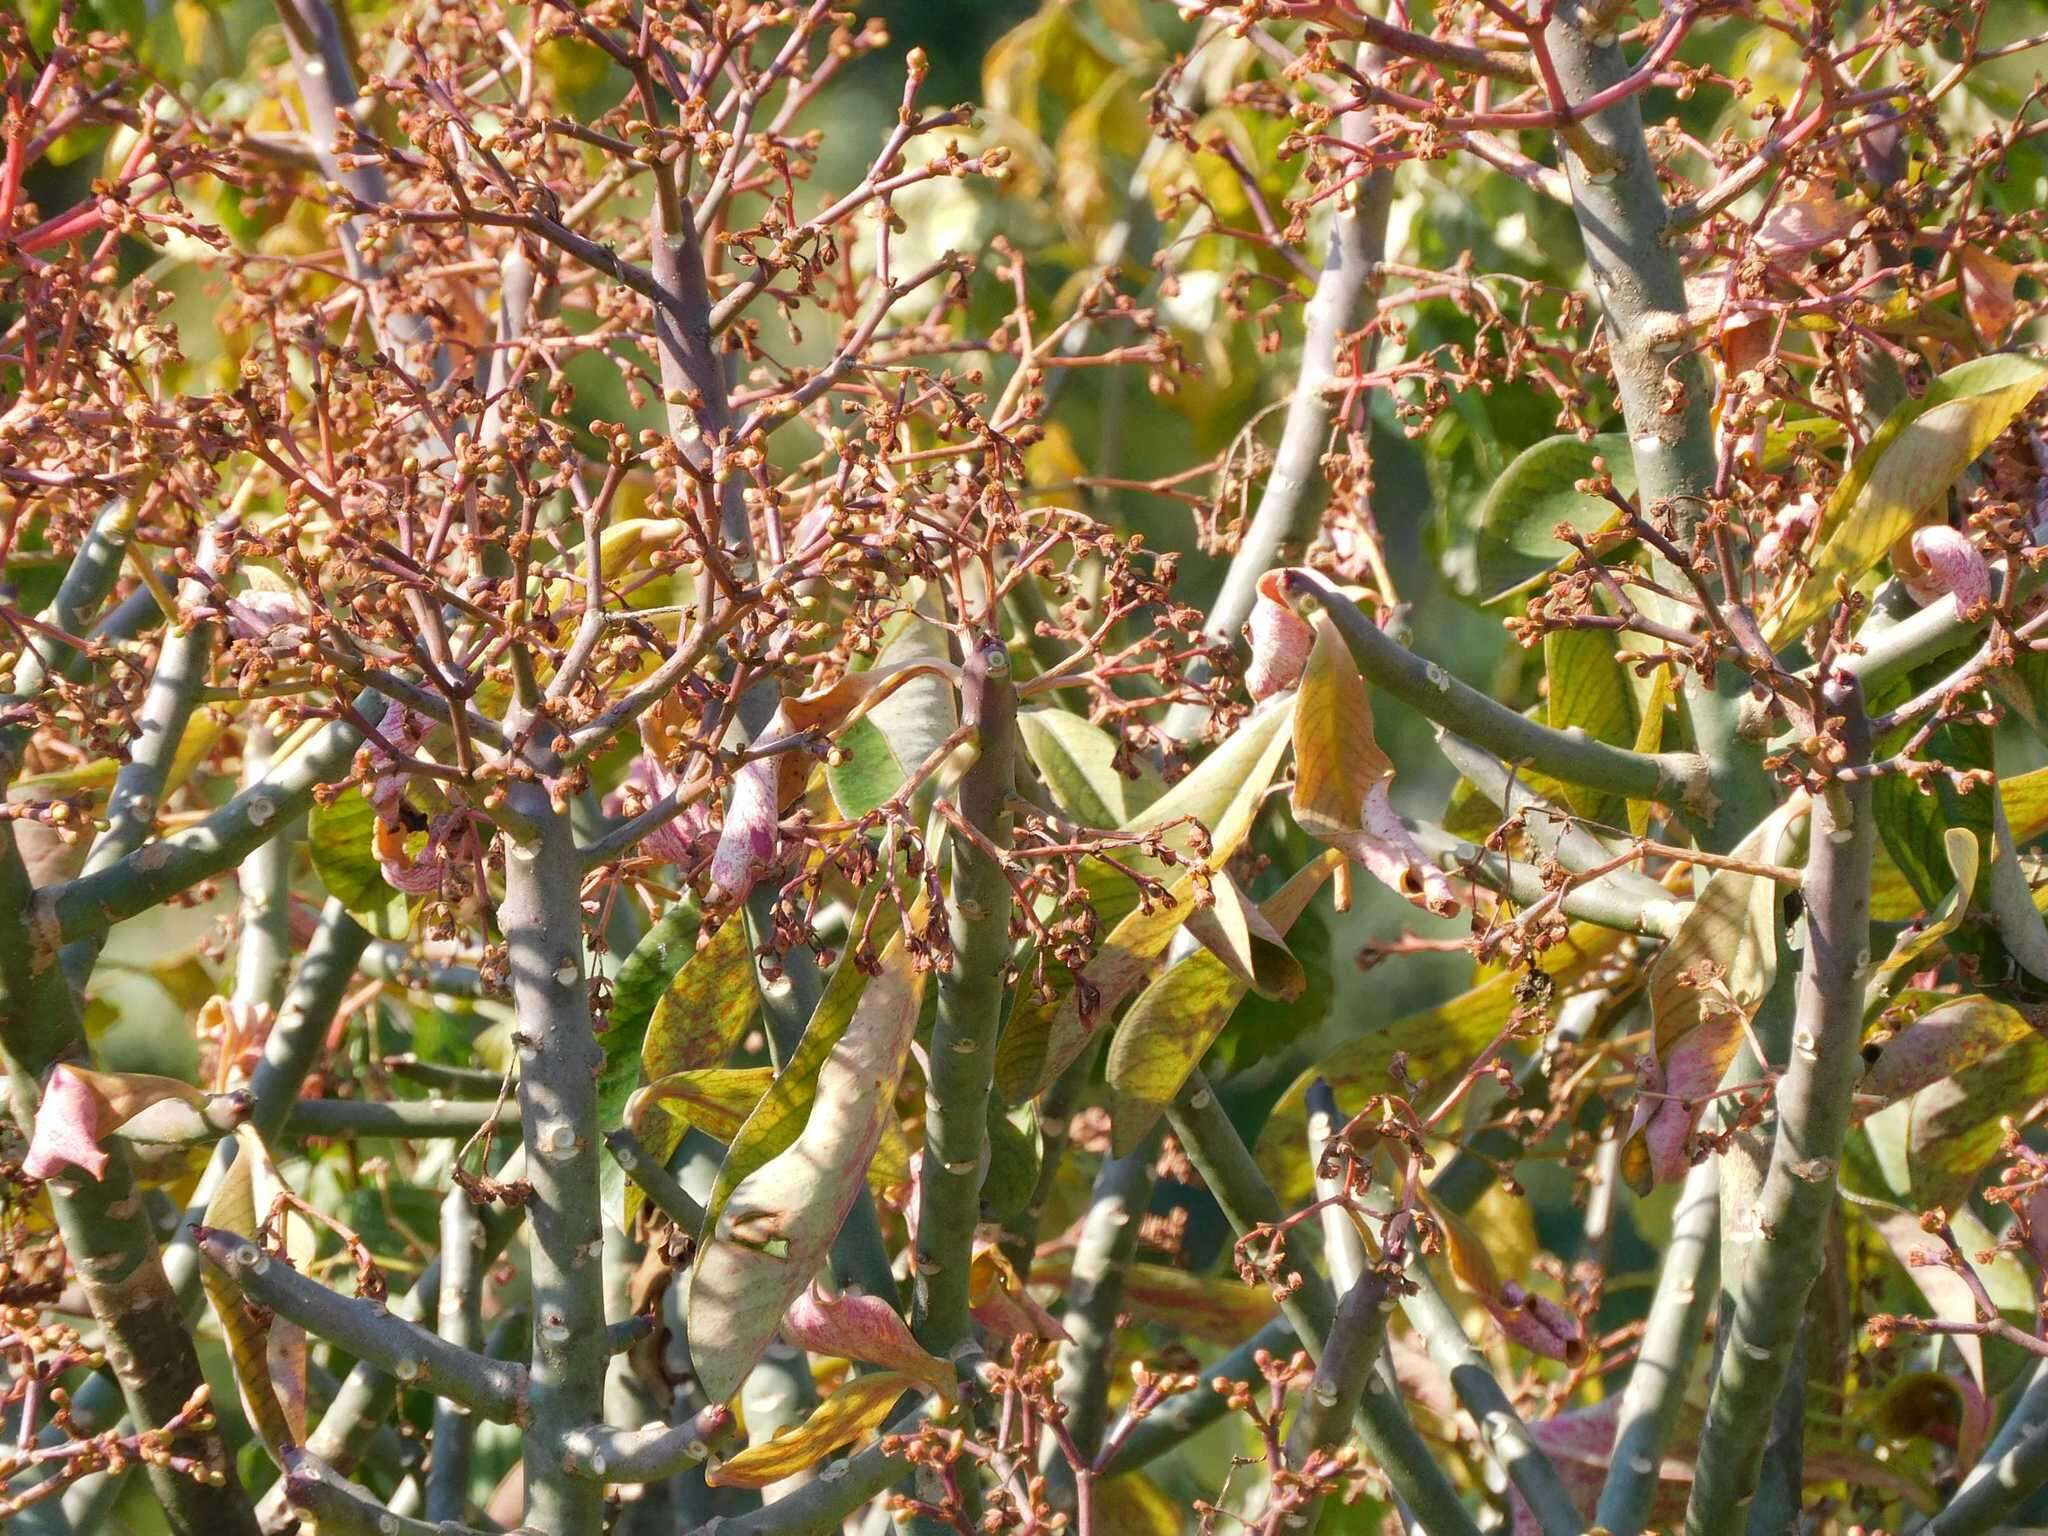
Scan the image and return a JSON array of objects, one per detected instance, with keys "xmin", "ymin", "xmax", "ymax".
[
  {"xmin": 1017, "ymin": 707, "xmax": 1162, "ymax": 828},
  {"xmin": 1859, "ymin": 992, "xmax": 2030, "ymax": 1110},
  {"xmin": 1472, "ymin": 433, "xmax": 1636, "ymax": 607},
  {"xmin": 1769, "ymin": 354, "xmax": 2048, "ymax": 644},
  {"xmin": 1543, "ymin": 627, "xmax": 1638, "ymax": 821},
  {"xmin": 982, "ymin": 1100, "xmax": 1042, "ymax": 1224},
  {"xmin": 827, "ymin": 714, "xmax": 909, "ymax": 819},
  {"xmin": 307, "ymin": 786, "xmax": 408, "ymax": 939}
]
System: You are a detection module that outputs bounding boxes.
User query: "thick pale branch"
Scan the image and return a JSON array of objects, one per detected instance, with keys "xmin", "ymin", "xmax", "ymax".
[{"xmin": 194, "ymin": 1227, "xmax": 527, "ymax": 1423}]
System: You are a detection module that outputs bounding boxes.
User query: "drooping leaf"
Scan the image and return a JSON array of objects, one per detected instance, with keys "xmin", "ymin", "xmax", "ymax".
[
  {"xmin": 780, "ymin": 1282, "xmax": 954, "ymax": 1397},
  {"xmin": 1472, "ymin": 432, "xmax": 1636, "ymax": 606},
  {"xmin": 1768, "ymin": 354, "xmax": 2048, "ymax": 644},
  {"xmin": 1621, "ymin": 797, "xmax": 1806, "ymax": 1193},
  {"xmin": 24, "ymin": 1064, "xmax": 248, "ymax": 1182},
  {"xmin": 689, "ymin": 930, "xmax": 926, "ymax": 1403},
  {"xmin": 995, "ymin": 698, "xmax": 1297, "ymax": 1103},
  {"xmin": 197, "ymin": 1125, "xmax": 305, "ymax": 1468},
  {"xmin": 1902, "ymin": 1035, "xmax": 2048, "ymax": 1210},
  {"xmin": 697, "ymin": 900, "xmax": 899, "ymax": 1248},
  {"xmin": 1017, "ymin": 707, "xmax": 1162, "ymax": 828},
  {"xmin": 643, "ymin": 916, "xmax": 758, "ymax": 1080},
  {"xmin": 1289, "ymin": 619, "xmax": 1458, "ymax": 916},
  {"xmin": 1544, "ymin": 627, "xmax": 1638, "ymax": 822},
  {"xmin": 1106, "ymin": 852, "xmax": 1338, "ymax": 1155},
  {"xmin": 628, "ymin": 1068, "xmax": 774, "ymax": 1145},
  {"xmin": 1423, "ymin": 1187, "xmax": 1584, "ymax": 1362},
  {"xmin": 703, "ymin": 1370, "xmax": 922, "ymax": 1489}
]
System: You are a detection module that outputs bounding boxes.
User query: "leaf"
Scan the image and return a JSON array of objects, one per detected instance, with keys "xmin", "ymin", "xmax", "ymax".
[
  {"xmin": 1903, "ymin": 1035, "xmax": 2048, "ymax": 1210},
  {"xmin": 1874, "ymin": 829, "xmax": 1979, "ymax": 982},
  {"xmin": 1768, "ymin": 355, "xmax": 2048, "ymax": 644},
  {"xmin": 1629, "ymin": 664, "xmax": 1677, "ymax": 837},
  {"xmin": 24, "ymin": 1064, "xmax": 248, "ymax": 1182},
  {"xmin": 1859, "ymin": 992, "xmax": 2031, "ymax": 1111},
  {"xmin": 307, "ymin": 785, "xmax": 409, "ymax": 939},
  {"xmin": 698, "ymin": 901, "xmax": 899, "ymax": 1247},
  {"xmin": 703, "ymin": 1370, "xmax": 921, "ymax": 1489},
  {"xmin": 827, "ymin": 714, "xmax": 909, "ymax": 820},
  {"xmin": 1472, "ymin": 433, "xmax": 1636, "ymax": 606},
  {"xmin": 1106, "ymin": 852, "xmax": 1339, "ymax": 1155},
  {"xmin": 1544, "ymin": 628, "xmax": 1638, "ymax": 821},
  {"xmin": 628, "ymin": 1067, "xmax": 773, "ymax": 1144},
  {"xmin": 598, "ymin": 899, "xmax": 707, "ymax": 1227},
  {"xmin": 981, "ymin": 1101, "xmax": 1042, "ymax": 1223},
  {"xmin": 1289, "ymin": 620, "xmax": 1458, "ymax": 916},
  {"xmin": 1872, "ymin": 701, "xmax": 1995, "ymax": 919},
  {"xmin": 1423, "ymin": 1187, "xmax": 1584, "ymax": 1361},
  {"xmin": 1622, "ymin": 798, "xmax": 1806, "ymax": 1192},
  {"xmin": 780, "ymin": 1281, "xmax": 954, "ymax": 1398},
  {"xmin": 1017, "ymin": 708, "xmax": 1162, "ymax": 827},
  {"xmin": 1256, "ymin": 923, "xmax": 1628, "ymax": 1202},
  {"xmin": 197, "ymin": 1125, "xmax": 304, "ymax": 1468},
  {"xmin": 1960, "ymin": 249, "xmax": 2020, "ymax": 343},
  {"xmin": 689, "ymin": 930, "xmax": 926, "ymax": 1403},
  {"xmin": 995, "ymin": 698, "xmax": 1297, "ymax": 1104}
]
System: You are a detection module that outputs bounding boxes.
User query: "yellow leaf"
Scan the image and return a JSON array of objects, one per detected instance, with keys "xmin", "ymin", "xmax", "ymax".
[
  {"xmin": 705, "ymin": 1371, "xmax": 921, "ymax": 1489},
  {"xmin": 197, "ymin": 1126, "xmax": 303, "ymax": 1467},
  {"xmin": 1769, "ymin": 356, "xmax": 2048, "ymax": 644}
]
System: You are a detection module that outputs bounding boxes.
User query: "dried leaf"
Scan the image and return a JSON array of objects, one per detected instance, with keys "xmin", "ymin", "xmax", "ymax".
[
  {"xmin": 24, "ymin": 1064, "xmax": 248, "ymax": 1182},
  {"xmin": 1959, "ymin": 248, "xmax": 2020, "ymax": 343}
]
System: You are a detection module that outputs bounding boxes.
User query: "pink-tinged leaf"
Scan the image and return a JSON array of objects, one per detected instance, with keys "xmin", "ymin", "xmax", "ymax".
[
  {"xmin": 688, "ymin": 934, "xmax": 926, "ymax": 1403},
  {"xmin": 1755, "ymin": 183, "xmax": 1857, "ymax": 255},
  {"xmin": 24, "ymin": 1065, "xmax": 113, "ymax": 1181},
  {"xmin": 781, "ymin": 1282, "xmax": 954, "ymax": 1398},
  {"xmin": 24, "ymin": 1065, "xmax": 247, "ymax": 1182},
  {"xmin": 706, "ymin": 758, "xmax": 782, "ymax": 911},
  {"xmin": 1859, "ymin": 994, "xmax": 2029, "ymax": 1110},
  {"xmin": 605, "ymin": 753, "xmax": 709, "ymax": 865},
  {"xmin": 374, "ymin": 811, "xmax": 478, "ymax": 896},
  {"xmin": 1621, "ymin": 797, "xmax": 1805, "ymax": 1191},
  {"xmin": 1245, "ymin": 570, "xmax": 1314, "ymax": 701},
  {"xmin": 1753, "ymin": 494, "xmax": 1819, "ymax": 575},
  {"xmin": 224, "ymin": 588, "xmax": 312, "ymax": 648},
  {"xmin": 1488, "ymin": 1282, "xmax": 1586, "ymax": 1365},
  {"xmin": 1903, "ymin": 526, "xmax": 1992, "ymax": 619}
]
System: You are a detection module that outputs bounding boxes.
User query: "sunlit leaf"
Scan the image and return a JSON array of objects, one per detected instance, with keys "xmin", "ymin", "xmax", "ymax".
[
  {"xmin": 1621, "ymin": 797, "xmax": 1806, "ymax": 1193},
  {"xmin": 197, "ymin": 1126, "xmax": 305, "ymax": 1468},
  {"xmin": 781, "ymin": 1282, "xmax": 953, "ymax": 1398},
  {"xmin": 1544, "ymin": 627, "xmax": 1637, "ymax": 822},
  {"xmin": 1017, "ymin": 707, "xmax": 1162, "ymax": 828},
  {"xmin": 1768, "ymin": 354, "xmax": 2048, "ymax": 644},
  {"xmin": 308, "ymin": 785, "xmax": 409, "ymax": 940},
  {"xmin": 1106, "ymin": 852, "xmax": 1338, "ymax": 1155},
  {"xmin": 690, "ymin": 929, "xmax": 926, "ymax": 1403},
  {"xmin": 703, "ymin": 1370, "xmax": 922, "ymax": 1489},
  {"xmin": 1859, "ymin": 992, "xmax": 2030, "ymax": 1109}
]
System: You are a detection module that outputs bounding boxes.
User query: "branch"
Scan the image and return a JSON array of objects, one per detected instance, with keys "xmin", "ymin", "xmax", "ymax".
[
  {"xmin": 1595, "ymin": 1156, "xmax": 1720, "ymax": 1536},
  {"xmin": 278, "ymin": 1447, "xmax": 493, "ymax": 1536},
  {"xmin": 1163, "ymin": 106, "xmax": 1394, "ymax": 742},
  {"xmin": 1409, "ymin": 822, "xmax": 1686, "ymax": 938},
  {"xmin": 282, "ymin": 1098, "xmax": 522, "ymax": 1137},
  {"xmin": 559, "ymin": 1404, "xmax": 737, "ymax": 1483},
  {"xmin": 423, "ymin": 1182, "xmax": 485, "ymax": 1523},
  {"xmin": 914, "ymin": 636, "xmax": 1017, "ymax": 1356},
  {"xmin": 194, "ymin": 1228, "xmax": 527, "ymax": 1423},
  {"xmin": 1683, "ymin": 672, "xmax": 1872, "ymax": 1532},
  {"xmin": 44, "ymin": 698, "xmax": 385, "ymax": 946},
  {"xmin": 604, "ymin": 1127, "xmax": 706, "ymax": 1232},
  {"xmin": 497, "ymin": 763, "xmax": 611, "ymax": 1530},
  {"xmin": 1541, "ymin": 0, "xmax": 1772, "ymax": 852},
  {"xmin": 1285, "ymin": 570, "xmax": 1708, "ymax": 809},
  {"xmin": 1166, "ymin": 1071, "xmax": 1482, "ymax": 1536},
  {"xmin": 1924, "ymin": 1360, "xmax": 2048, "ymax": 1535}
]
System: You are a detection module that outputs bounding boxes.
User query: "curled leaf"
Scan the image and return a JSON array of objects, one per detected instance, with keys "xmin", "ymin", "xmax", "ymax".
[
  {"xmin": 781, "ymin": 1281, "xmax": 954, "ymax": 1398},
  {"xmin": 1290, "ymin": 615, "xmax": 1458, "ymax": 917},
  {"xmin": 1245, "ymin": 569, "xmax": 1313, "ymax": 701},
  {"xmin": 967, "ymin": 1241, "xmax": 1068, "ymax": 1344},
  {"xmin": 1903, "ymin": 526, "xmax": 1991, "ymax": 619},
  {"xmin": 24, "ymin": 1064, "xmax": 250, "ymax": 1182},
  {"xmin": 706, "ymin": 757, "xmax": 782, "ymax": 911}
]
